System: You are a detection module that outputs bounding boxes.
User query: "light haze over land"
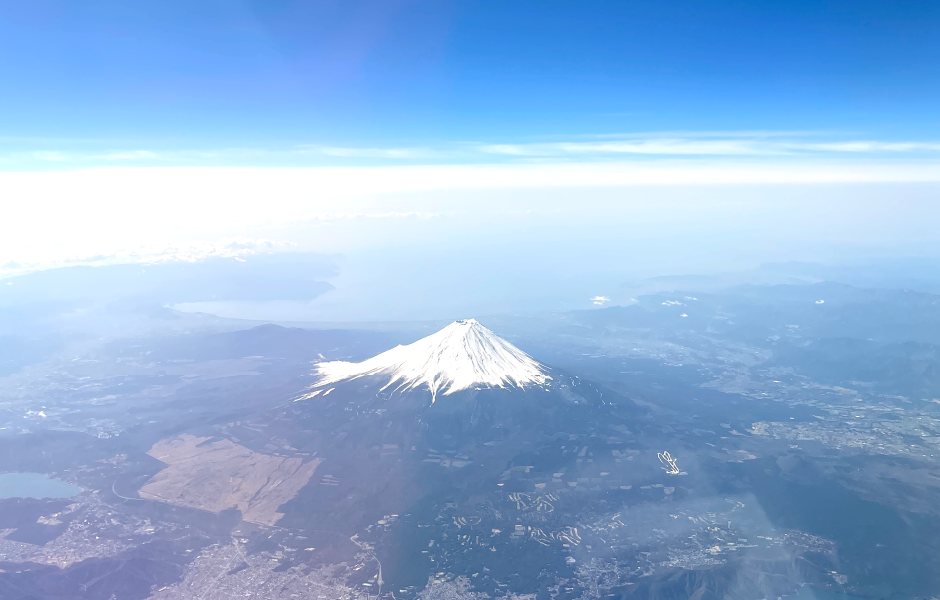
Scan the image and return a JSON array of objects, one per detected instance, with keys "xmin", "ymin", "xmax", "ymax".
[{"xmin": 3, "ymin": 4, "xmax": 940, "ymax": 600}]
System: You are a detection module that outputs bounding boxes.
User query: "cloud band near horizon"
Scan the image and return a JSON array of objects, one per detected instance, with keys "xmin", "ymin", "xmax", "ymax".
[{"xmin": 3, "ymin": 160, "xmax": 940, "ymax": 273}]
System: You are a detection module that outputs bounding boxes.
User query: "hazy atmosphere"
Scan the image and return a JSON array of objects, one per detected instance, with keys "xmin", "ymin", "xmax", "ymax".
[{"xmin": 3, "ymin": 2, "xmax": 940, "ymax": 600}]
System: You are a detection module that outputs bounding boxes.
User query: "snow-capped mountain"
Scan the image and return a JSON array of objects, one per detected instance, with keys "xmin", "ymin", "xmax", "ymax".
[{"xmin": 310, "ymin": 319, "xmax": 550, "ymax": 402}]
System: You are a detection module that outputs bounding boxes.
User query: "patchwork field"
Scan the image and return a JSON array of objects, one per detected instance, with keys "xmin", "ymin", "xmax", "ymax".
[{"xmin": 139, "ymin": 434, "xmax": 320, "ymax": 526}]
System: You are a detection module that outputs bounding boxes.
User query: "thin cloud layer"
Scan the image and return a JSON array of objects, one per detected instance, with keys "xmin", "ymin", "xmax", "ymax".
[
  {"xmin": 2, "ymin": 160, "xmax": 940, "ymax": 273},
  {"xmin": 0, "ymin": 238, "xmax": 296, "ymax": 276},
  {"xmin": 480, "ymin": 138, "xmax": 940, "ymax": 157},
  {"xmin": 7, "ymin": 131, "xmax": 940, "ymax": 169},
  {"xmin": 300, "ymin": 146, "xmax": 438, "ymax": 159}
]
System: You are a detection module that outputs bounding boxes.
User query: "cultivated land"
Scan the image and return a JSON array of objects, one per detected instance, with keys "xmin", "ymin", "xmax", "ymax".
[{"xmin": 139, "ymin": 434, "xmax": 321, "ymax": 526}]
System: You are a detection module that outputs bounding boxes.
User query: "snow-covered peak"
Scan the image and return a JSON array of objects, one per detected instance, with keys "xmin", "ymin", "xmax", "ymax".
[{"xmin": 311, "ymin": 319, "xmax": 551, "ymax": 401}]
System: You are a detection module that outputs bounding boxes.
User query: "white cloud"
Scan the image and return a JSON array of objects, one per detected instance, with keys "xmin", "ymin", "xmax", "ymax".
[
  {"xmin": 294, "ymin": 211, "xmax": 443, "ymax": 225},
  {"xmin": 298, "ymin": 145, "xmax": 437, "ymax": 159},
  {"xmin": 0, "ymin": 237, "xmax": 296, "ymax": 276},
  {"xmin": 116, "ymin": 238, "xmax": 294, "ymax": 263},
  {"xmin": 16, "ymin": 133, "xmax": 940, "ymax": 168},
  {"xmin": 481, "ymin": 139, "xmax": 777, "ymax": 156},
  {"xmin": 479, "ymin": 137, "xmax": 940, "ymax": 157},
  {"xmin": 591, "ymin": 296, "xmax": 611, "ymax": 305},
  {"xmin": 789, "ymin": 141, "xmax": 940, "ymax": 153},
  {"xmin": 583, "ymin": 129, "xmax": 825, "ymax": 139},
  {"xmin": 33, "ymin": 151, "xmax": 67, "ymax": 161},
  {"xmin": 92, "ymin": 150, "xmax": 159, "ymax": 160},
  {"xmin": 2, "ymin": 160, "xmax": 940, "ymax": 271}
]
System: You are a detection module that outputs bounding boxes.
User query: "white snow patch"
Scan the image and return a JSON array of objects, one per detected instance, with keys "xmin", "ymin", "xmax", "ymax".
[
  {"xmin": 295, "ymin": 389, "xmax": 323, "ymax": 402},
  {"xmin": 313, "ymin": 319, "xmax": 550, "ymax": 402}
]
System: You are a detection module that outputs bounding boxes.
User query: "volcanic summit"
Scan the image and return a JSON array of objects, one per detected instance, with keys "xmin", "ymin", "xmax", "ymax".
[{"xmin": 312, "ymin": 319, "xmax": 550, "ymax": 401}]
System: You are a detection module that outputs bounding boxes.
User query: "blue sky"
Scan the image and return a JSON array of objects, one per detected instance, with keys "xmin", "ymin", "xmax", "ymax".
[
  {"xmin": 3, "ymin": 0, "xmax": 940, "ymax": 321},
  {"xmin": 1, "ymin": 0, "xmax": 939, "ymax": 167}
]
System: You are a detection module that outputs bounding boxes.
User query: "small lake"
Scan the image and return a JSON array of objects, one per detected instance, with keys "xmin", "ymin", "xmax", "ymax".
[{"xmin": 0, "ymin": 472, "xmax": 81, "ymax": 499}]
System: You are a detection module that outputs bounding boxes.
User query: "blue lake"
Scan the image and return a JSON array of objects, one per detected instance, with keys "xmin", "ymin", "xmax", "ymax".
[{"xmin": 0, "ymin": 472, "xmax": 81, "ymax": 499}]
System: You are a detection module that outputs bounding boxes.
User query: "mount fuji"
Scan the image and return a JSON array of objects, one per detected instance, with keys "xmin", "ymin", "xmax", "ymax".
[
  {"xmin": 293, "ymin": 318, "xmax": 617, "ymax": 441},
  {"xmin": 309, "ymin": 319, "xmax": 551, "ymax": 402},
  {"xmin": 276, "ymin": 320, "xmax": 647, "ymax": 591}
]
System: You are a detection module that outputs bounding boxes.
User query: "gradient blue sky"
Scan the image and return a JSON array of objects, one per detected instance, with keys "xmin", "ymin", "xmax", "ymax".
[
  {"xmin": 4, "ymin": 1, "xmax": 940, "ymax": 321},
  {"xmin": 1, "ymin": 0, "xmax": 939, "ymax": 167}
]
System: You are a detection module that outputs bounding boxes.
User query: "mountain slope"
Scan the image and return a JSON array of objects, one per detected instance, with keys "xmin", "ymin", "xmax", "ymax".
[
  {"xmin": 276, "ymin": 319, "xmax": 649, "ymax": 595},
  {"xmin": 291, "ymin": 318, "xmax": 622, "ymax": 448}
]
